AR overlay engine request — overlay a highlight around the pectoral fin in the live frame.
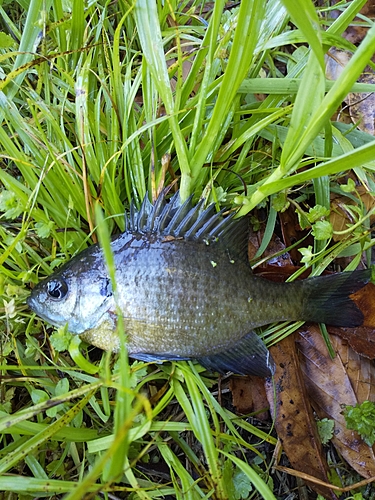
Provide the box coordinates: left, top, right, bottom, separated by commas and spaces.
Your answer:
197, 331, 275, 377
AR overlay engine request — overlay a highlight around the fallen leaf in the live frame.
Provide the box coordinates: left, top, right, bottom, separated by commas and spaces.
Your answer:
331, 0, 375, 45
230, 376, 269, 419
330, 335, 375, 404
327, 282, 375, 358
349, 281, 375, 328
326, 47, 375, 135
297, 326, 375, 479
328, 325, 375, 360
278, 205, 312, 264
253, 264, 310, 281
265, 333, 338, 499
330, 194, 357, 242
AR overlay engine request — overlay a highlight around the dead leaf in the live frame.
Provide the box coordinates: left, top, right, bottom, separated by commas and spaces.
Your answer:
350, 282, 375, 328
297, 326, 375, 479
325, 47, 375, 135
330, 194, 358, 242
330, 334, 375, 404
253, 264, 310, 281
248, 226, 293, 265
230, 376, 269, 419
327, 282, 375, 358
328, 325, 375, 360
331, 0, 375, 46
265, 333, 338, 499
278, 205, 312, 264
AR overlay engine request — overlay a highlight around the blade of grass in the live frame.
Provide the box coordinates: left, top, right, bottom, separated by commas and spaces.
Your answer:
190, 0, 266, 186
172, 367, 227, 498
0, 411, 98, 441
281, 0, 324, 70
156, 435, 203, 500
134, 0, 191, 198
0, 476, 106, 494
327, 0, 368, 36
63, 395, 152, 500
281, 50, 325, 171
238, 78, 375, 94
188, 0, 225, 158
3, 0, 45, 99
0, 380, 101, 433
0, 390, 95, 474
94, 202, 133, 482
70, 0, 85, 68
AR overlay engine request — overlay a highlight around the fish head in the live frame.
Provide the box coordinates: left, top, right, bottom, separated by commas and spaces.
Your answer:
27, 251, 115, 335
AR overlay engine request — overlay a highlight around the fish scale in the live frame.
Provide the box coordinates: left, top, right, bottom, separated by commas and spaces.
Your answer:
27, 190, 372, 377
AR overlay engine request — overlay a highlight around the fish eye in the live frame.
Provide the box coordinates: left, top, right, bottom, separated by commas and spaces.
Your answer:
46, 279, 68, 300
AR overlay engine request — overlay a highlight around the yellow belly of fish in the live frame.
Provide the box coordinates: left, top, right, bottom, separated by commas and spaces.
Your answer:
80, 320, 121, 351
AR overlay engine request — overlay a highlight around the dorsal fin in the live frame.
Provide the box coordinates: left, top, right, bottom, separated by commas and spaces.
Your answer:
126, 190, 249, 260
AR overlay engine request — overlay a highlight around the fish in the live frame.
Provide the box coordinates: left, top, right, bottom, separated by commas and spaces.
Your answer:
27, 190, 372, 377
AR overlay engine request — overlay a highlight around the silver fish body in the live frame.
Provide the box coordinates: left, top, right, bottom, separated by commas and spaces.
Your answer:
27, 191, 371, 376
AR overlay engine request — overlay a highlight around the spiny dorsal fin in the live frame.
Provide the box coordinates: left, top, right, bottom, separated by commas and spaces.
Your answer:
126, 190, 249, 260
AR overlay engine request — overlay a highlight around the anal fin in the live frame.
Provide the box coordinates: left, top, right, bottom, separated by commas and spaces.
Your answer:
131, 352, 190, 363
197, 331, 275, 377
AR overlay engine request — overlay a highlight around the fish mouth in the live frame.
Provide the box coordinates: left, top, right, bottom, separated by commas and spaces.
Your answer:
27, 293, 56, 325
27, 292, 86, 334
27, 295, 46, 320
26, 294, 36, 310
27, 293, 45, 313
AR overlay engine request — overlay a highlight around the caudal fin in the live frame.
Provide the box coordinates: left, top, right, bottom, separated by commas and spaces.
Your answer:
301, 269, 372, 327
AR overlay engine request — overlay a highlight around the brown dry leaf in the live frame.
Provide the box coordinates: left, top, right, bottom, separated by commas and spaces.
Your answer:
330, 194, 357, 242
327, 282, 375, 358
265, 333, 338, 500
325, 47, 375, 135
297, 325, 375, 479
330, 334, 375, 403
230, 376, 269, 419
350, 282, 375, 329
328, 325, 375, 359
248, 227, 293, 265
331, 0, 375, 45
278, 205, 312, 264
254, 264, 310, 281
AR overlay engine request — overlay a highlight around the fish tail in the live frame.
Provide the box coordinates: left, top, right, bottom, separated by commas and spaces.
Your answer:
300, 268, 372, 327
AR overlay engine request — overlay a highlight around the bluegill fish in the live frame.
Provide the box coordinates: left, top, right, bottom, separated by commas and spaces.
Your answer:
27, 191, 371, 377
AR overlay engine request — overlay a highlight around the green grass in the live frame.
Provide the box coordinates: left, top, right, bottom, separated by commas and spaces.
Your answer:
1, 0, 375, 498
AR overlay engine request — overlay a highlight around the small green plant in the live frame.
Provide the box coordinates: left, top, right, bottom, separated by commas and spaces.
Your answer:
344, 401, 375, 447
317, 418, 335, 445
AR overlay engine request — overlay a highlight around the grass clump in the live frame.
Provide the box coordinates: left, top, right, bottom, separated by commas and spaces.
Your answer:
1, 0, 375, 498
